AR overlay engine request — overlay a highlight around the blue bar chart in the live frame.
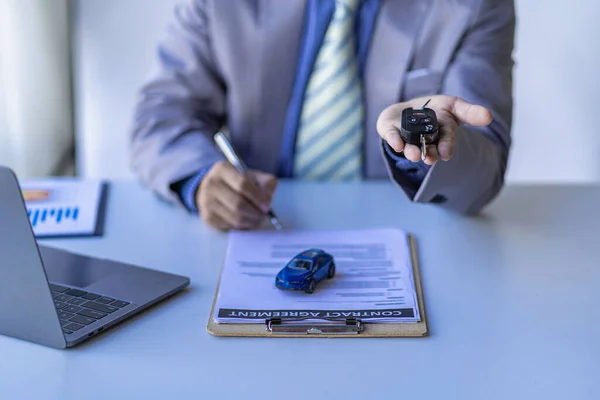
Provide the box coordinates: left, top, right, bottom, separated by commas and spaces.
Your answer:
27, 207, 80, 228
21, 179, 105, 237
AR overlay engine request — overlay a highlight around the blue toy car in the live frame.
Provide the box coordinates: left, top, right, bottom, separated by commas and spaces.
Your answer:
275, 249, 336, 294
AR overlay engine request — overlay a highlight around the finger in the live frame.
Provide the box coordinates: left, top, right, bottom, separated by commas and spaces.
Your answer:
376, 105, 405, 152
211, 197, 259, 230
380, 127, 405, 153
218, 163, 269, 212
199, 192, 234, 230
403, 143, 421, 162
204, 212, 230, 232
437, 125, 456, 161
451, 97, 493, 126
423, 145, 438, 165
214, 180, 264, 224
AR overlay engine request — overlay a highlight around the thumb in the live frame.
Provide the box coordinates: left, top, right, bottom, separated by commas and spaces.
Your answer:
450, 97, 493, 126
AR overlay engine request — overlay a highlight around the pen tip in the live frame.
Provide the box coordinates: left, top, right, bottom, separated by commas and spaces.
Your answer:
271, 218, 283, 231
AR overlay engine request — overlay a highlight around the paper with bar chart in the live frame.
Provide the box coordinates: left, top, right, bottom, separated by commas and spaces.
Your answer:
21, 179, 107, 237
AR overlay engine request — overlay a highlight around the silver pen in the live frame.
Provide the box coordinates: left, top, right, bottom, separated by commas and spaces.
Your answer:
214, 131, 283, 230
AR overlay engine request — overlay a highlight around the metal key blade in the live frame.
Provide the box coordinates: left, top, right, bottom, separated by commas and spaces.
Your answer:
421, 135, 427, 160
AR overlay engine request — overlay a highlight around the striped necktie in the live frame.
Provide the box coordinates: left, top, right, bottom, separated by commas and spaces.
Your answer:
293, 0, 363, 180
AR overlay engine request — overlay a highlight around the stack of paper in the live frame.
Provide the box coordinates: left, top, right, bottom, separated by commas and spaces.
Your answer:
21, 179, 108, 238
213, 227, 421, 324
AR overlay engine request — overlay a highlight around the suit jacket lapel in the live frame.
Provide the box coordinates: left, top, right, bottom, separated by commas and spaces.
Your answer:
247, 0, 307, 174
363, 0, 430, 178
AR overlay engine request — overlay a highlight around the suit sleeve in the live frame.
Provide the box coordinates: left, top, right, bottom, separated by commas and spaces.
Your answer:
383, 0, 515, 214
129, 0, 225, 207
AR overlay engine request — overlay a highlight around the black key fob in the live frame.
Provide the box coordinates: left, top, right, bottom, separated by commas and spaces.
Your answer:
400, 100, 439, 158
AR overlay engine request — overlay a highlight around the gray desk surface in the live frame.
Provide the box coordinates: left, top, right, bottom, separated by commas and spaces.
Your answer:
1, 181, 598, 399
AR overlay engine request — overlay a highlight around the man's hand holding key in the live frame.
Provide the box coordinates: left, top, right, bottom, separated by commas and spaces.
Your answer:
376, 95, 494, 165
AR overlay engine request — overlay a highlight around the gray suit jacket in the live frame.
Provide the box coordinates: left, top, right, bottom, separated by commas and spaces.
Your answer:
130, 0, 515, 214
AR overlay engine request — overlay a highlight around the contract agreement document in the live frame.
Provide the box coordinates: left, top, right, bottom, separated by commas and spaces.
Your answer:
213, 228, 421, 324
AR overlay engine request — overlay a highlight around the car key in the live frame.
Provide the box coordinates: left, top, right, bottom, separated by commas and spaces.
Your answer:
399, 99, 440, 160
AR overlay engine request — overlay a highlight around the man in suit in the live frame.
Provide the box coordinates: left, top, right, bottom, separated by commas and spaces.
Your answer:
130, 0, 515, 231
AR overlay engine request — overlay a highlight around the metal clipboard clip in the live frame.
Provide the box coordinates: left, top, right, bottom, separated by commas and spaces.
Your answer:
265, 317, 365, 335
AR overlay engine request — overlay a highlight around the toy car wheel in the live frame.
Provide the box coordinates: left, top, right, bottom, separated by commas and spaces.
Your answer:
305, 280, 316, 294
327, 263, 335, 279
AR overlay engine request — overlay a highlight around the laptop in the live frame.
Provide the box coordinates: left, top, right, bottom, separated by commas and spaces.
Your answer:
0, 166, 190, 348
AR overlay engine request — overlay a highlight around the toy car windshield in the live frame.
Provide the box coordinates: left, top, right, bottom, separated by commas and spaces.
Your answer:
288, 259, 312, 270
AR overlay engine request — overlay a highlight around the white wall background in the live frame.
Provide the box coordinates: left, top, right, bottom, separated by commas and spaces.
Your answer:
72, 0, 179, 180
509, 0, 600, 182
72, 0, 600, 183
0, 0, 73, 178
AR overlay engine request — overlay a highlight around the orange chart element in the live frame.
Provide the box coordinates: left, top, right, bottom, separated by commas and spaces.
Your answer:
22, 190, 51, 202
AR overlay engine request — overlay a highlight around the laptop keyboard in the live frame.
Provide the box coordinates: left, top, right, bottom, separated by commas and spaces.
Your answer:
50, 283, 132, 335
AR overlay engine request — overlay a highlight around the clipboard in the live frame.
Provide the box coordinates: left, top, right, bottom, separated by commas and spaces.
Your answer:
207, 234, 428, 337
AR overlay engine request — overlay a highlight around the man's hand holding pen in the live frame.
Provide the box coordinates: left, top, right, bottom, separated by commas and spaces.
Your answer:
196, 161, 278, 231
